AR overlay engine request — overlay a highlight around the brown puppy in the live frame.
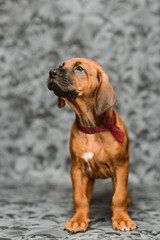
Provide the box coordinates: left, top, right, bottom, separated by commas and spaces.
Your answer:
47, 58, 137, 233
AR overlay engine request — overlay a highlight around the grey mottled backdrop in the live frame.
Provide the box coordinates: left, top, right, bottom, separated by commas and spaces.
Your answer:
0, 0, 160, 185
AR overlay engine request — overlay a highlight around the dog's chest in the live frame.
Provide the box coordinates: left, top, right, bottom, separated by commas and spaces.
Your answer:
80, 150, 113, 179
70, 132, 119, 179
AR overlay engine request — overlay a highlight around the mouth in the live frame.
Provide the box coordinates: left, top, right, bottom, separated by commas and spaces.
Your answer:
48, 78, 78, 99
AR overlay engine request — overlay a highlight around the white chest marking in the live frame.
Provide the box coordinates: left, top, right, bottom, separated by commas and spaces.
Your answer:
82, 152, 94, 161
82, 152, 94, 171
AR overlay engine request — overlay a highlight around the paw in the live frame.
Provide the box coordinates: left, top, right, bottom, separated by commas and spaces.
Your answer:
112, 217, 137, 231
65, 216, 89, 233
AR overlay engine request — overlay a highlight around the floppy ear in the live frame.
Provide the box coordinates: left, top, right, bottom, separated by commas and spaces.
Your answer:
58, 97, 65, 108
94, 72, 117, 116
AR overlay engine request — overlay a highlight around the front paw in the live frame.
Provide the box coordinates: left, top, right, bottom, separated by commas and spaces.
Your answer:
112, 216, 137, 231
65, 216, 89, 233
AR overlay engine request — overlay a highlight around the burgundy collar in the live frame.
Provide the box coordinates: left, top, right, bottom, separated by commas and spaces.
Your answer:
76, 110, 125, 143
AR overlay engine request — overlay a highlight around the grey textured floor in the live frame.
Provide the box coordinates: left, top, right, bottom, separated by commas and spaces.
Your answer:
0, 181, 159, 240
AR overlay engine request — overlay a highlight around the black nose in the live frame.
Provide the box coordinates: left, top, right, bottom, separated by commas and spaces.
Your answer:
49, 70, 57, 78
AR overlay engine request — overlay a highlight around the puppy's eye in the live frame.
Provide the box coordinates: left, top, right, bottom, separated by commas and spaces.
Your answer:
76, 66, 85, 72
59, 65, 63, 68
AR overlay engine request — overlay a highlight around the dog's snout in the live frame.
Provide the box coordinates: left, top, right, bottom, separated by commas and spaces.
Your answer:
49, 70, 57, 78
48, 77, 55, 90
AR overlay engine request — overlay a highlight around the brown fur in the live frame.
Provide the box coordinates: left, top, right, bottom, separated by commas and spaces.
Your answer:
48, 58, 137, 233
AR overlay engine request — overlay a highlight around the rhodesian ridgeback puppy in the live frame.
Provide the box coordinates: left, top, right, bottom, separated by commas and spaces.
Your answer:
47, 58, 137, 233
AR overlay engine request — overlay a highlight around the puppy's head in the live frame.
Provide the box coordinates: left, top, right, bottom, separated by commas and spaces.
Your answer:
47, 58, 116, 116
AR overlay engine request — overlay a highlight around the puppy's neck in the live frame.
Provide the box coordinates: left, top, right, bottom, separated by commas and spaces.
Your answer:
76, 112, 96, 127
76, 100, 96, 127
76, 108, 113, 127
65, 98, 113, 127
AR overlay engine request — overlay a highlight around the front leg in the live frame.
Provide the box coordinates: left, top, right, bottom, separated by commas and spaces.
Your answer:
65, 163, 90, 233
111, 161, 137, 231
86, 178, 95, 204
